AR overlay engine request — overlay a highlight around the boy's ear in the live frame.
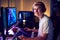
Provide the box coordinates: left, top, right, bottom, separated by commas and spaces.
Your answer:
32, 8, 34, 12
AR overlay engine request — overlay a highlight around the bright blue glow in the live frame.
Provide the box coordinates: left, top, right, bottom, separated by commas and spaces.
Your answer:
8, 8, 16, 27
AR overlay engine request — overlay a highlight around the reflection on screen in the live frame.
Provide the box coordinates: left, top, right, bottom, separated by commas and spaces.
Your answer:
18, 11, 34, 21
18, 11, 34, 28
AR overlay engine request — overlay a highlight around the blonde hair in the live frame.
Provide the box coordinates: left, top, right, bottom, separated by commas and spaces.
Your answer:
32, 1, 46, 12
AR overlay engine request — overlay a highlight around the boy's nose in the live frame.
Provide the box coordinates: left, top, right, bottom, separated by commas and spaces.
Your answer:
36, 10, 38, 12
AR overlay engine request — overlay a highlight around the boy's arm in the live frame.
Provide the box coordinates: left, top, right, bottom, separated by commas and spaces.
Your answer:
18, 33, 48, 40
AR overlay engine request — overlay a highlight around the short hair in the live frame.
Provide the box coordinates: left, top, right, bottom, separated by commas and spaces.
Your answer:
32, 1, 46, 12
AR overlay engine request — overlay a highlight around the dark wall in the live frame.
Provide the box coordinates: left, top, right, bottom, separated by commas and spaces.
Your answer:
51, 0, 60, 40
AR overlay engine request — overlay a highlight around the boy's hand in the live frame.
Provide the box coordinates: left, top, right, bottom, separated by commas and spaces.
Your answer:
24, 27, 32, 31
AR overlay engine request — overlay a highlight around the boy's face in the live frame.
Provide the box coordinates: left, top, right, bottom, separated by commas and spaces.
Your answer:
33, 6, 42, 18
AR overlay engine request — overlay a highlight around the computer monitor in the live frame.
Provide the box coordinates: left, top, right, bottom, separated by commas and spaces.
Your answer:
6, 7, 17, 28
1, 7, 17, 38
18, 11, 34, 28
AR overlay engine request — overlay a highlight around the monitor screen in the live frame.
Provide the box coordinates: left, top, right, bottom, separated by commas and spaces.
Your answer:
18, 11, 34, 21
6, 7, 17, 28
18, 11, 34, 28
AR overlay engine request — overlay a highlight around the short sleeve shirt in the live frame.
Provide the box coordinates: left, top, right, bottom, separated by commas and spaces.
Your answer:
38, 15, 54, 40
